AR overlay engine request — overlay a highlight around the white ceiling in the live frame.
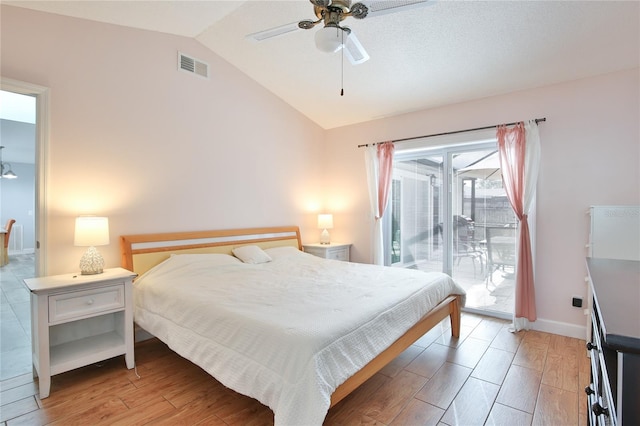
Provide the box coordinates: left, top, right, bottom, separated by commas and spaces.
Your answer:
6, 1, 640, 129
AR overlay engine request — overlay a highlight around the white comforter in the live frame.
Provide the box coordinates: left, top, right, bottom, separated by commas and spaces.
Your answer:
133, 247, 465, 425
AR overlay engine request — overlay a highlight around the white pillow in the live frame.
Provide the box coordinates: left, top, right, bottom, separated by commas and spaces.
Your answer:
232, 245, 272, 264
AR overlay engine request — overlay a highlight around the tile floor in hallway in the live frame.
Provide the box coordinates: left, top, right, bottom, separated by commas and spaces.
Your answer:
0, 254, 34, 381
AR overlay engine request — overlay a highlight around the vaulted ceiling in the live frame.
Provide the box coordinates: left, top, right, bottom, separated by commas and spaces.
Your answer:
6, 1, 640, 129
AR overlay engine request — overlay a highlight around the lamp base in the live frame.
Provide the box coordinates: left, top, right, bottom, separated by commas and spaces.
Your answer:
320, 229, 331, 245
79, 246, 105, 275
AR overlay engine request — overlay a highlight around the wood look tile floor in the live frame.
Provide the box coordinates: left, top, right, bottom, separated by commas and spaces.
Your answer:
0, 313, 589, 426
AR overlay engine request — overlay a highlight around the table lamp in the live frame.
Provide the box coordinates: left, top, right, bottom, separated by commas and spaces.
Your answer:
318, 214, 334, 245
74, 216, 109, 275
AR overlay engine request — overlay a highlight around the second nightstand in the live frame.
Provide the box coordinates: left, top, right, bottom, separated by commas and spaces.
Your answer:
23, 267, 137, 398
303, 243, 351, 261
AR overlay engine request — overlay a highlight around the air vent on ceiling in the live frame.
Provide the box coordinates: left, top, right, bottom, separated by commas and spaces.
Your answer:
178, 52, 209, 79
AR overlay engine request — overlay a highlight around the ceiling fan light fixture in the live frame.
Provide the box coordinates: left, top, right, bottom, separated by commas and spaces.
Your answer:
315, 25, 344, 53
344, 30, 369, 64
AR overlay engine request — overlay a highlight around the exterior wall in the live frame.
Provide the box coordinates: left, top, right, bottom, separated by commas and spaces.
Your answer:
325, 68, 640, 336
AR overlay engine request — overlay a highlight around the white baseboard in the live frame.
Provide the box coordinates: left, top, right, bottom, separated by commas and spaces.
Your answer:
463, 308, 588, 340
7, 248, 35, 255
531, 318, 587, 340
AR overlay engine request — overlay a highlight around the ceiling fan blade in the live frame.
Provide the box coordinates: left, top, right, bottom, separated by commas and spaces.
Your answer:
246, 22, 301, 42
343, 31, 369, 65
362, 0, 435, 18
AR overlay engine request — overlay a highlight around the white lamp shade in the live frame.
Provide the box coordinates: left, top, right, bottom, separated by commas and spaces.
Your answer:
74, 216, 110, 247
317, 214, 334, 230
315, 26, 344, 53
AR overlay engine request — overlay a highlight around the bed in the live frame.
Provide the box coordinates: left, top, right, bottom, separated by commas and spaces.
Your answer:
120, 226, 465, 425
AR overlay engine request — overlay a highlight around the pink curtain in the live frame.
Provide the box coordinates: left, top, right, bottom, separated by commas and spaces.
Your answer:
497, 123, 536, 322
376, 142, 395, 219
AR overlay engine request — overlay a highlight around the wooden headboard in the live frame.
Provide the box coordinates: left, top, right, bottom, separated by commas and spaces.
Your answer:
120, 226, 302, 276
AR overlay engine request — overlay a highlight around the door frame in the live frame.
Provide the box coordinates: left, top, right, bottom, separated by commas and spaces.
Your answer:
1, 77, 50, 276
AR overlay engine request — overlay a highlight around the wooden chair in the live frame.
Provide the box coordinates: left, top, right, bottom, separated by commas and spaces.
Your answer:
2, 219, 16, 265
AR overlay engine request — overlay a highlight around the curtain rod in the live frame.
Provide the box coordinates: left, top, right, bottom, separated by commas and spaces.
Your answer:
357, 117, 546, 148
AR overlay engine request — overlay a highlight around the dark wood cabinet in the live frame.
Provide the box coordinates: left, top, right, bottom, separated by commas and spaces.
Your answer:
586, 258, 640, 426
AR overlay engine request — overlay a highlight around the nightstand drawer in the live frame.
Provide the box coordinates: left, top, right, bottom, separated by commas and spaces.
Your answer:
328, 247, 349, 261
49, 284, 125, 323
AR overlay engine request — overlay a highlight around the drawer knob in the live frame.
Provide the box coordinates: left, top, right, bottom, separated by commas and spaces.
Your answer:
586, 342, 597, 351
584, 386, 595, 395
86, 298, 94, 305
591, 402, 609, 417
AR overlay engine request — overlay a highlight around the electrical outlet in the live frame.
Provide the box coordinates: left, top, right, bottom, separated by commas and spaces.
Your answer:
572, 297, 583, 308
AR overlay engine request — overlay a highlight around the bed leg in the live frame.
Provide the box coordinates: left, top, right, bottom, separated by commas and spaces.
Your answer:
450, 296, 461, 338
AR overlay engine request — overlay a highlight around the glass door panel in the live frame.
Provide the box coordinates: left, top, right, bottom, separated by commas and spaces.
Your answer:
391, 154, 443, 273
451, 149, 516, 316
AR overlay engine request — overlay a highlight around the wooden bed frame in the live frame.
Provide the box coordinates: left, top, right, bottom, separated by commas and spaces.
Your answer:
120, 226, 461, 408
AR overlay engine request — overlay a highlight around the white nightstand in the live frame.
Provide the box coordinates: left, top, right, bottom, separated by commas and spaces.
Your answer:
23, 267, 137, 398
303, 243, 351, 261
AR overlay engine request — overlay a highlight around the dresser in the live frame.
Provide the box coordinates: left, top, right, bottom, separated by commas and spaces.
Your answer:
585, 258, 640, 426
23, 267, 137, 398
303, 243, 351, 261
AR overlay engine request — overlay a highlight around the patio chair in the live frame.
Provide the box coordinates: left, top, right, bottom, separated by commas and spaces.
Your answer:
485, 226, 516, 284
453, 215, 484, 277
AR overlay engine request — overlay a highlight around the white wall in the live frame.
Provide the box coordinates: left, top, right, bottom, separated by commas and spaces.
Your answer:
324, 68, 640, 336
1, 6, 327, 274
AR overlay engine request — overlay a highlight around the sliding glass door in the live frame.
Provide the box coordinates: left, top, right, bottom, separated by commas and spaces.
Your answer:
388, 142, 516, 317
390, 152, 444, 272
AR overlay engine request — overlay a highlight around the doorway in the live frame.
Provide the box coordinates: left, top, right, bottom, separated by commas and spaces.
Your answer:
0, 78, 49, 380
1, 90, 36, 258
387, 141, 517, 318
1, 78, 48, 274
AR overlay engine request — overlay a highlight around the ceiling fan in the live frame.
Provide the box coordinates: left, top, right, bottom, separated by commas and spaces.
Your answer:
247, 0, 434, 65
